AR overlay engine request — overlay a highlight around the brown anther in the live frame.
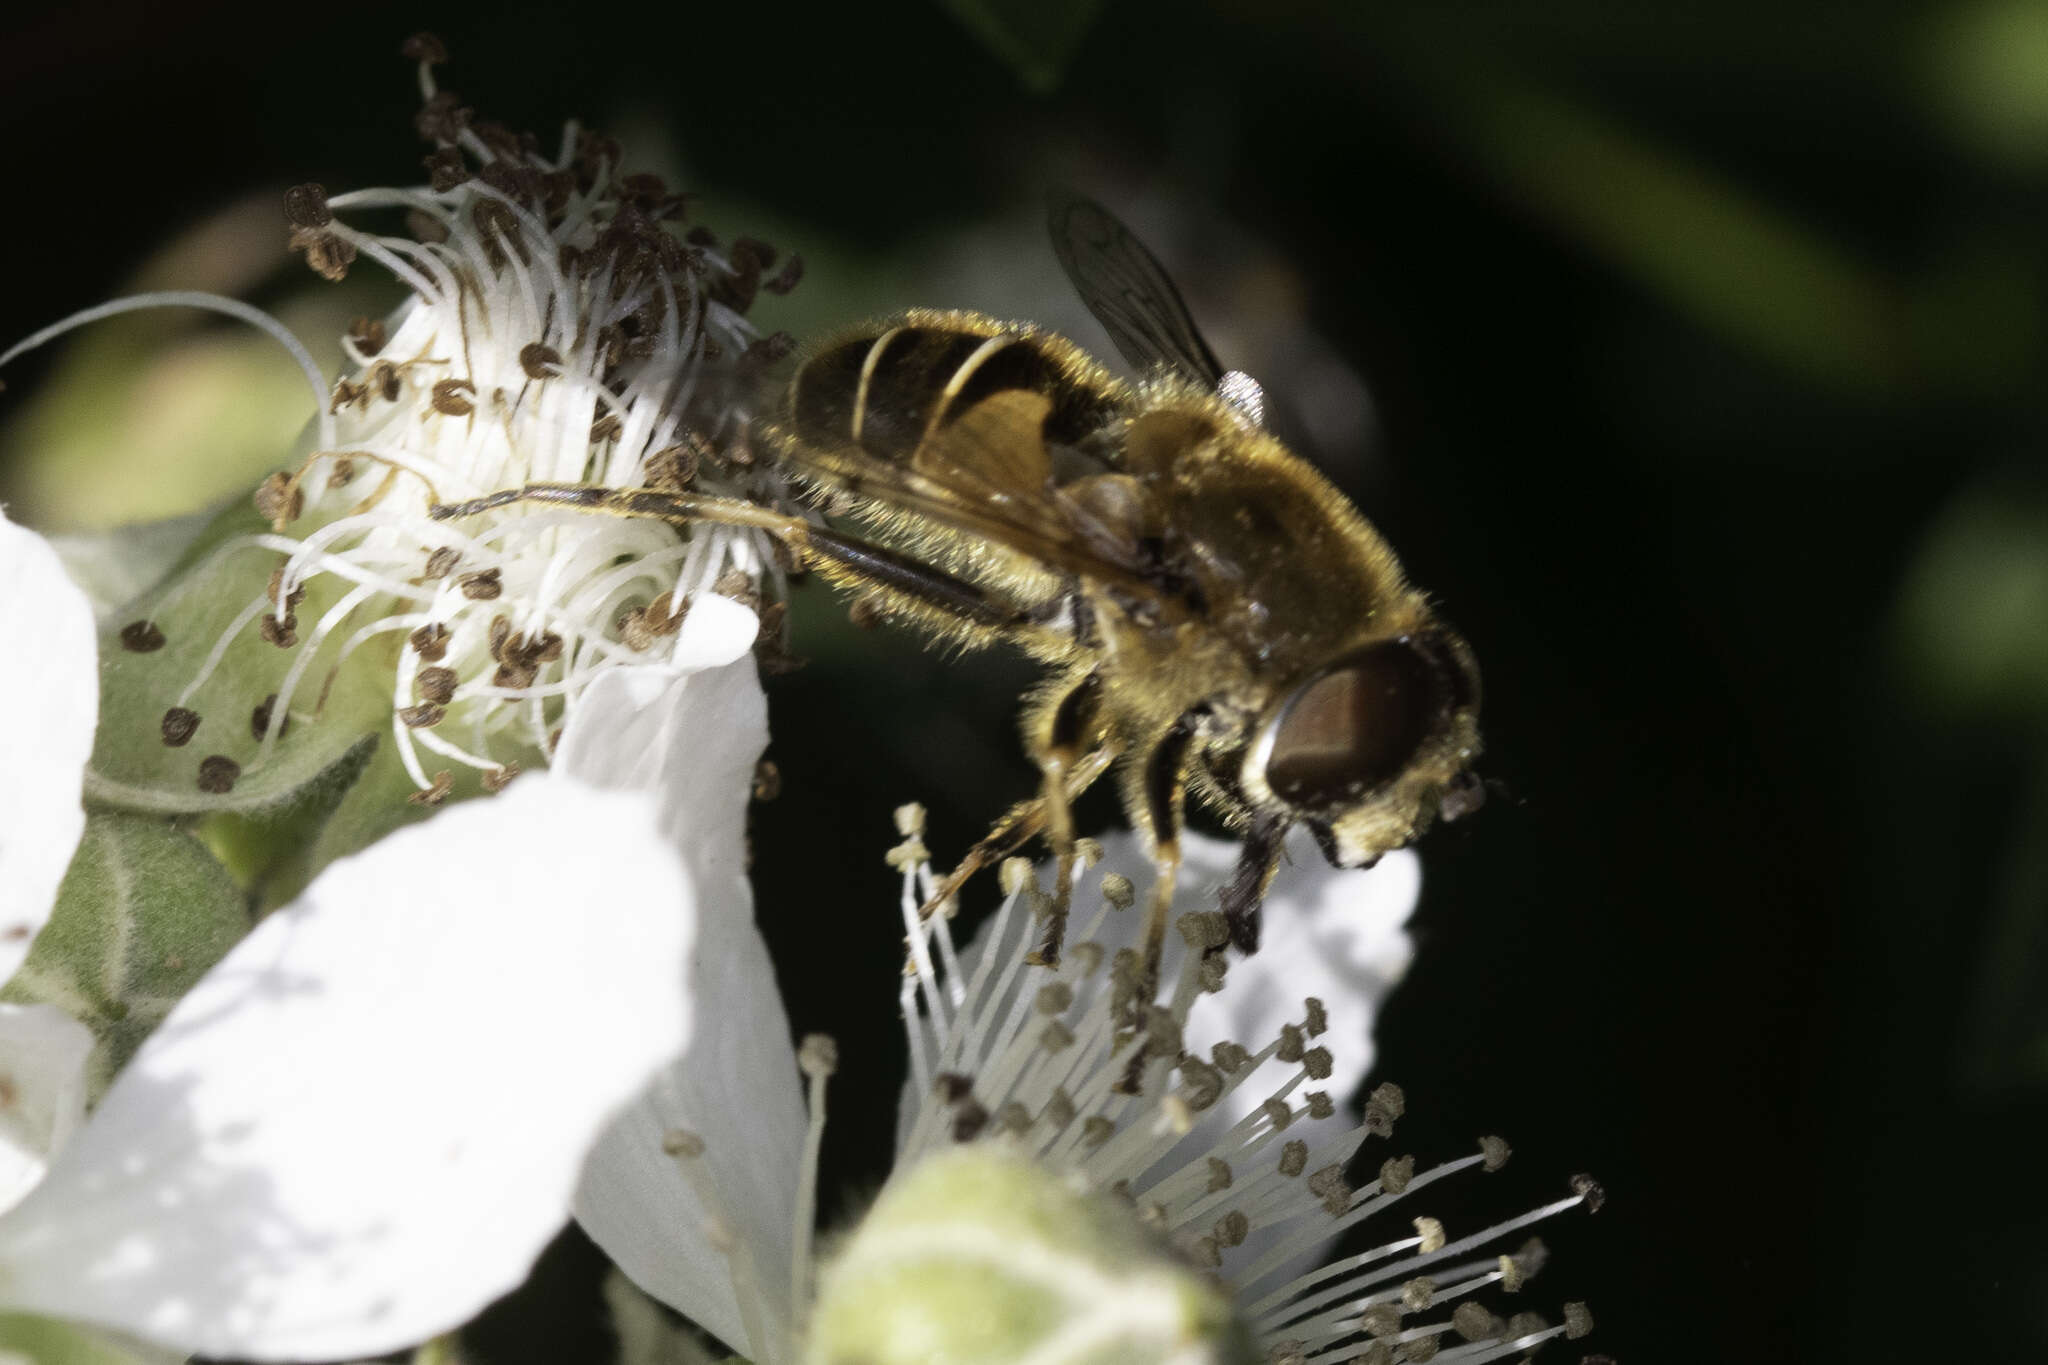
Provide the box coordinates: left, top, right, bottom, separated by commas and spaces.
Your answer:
711, 567, 759, 609
250, 694, 289, 740
1301, 1046, 1333, 1080
430, 378, 477, 417
1480, 1135, 1512, 1172
259, 614, 298, 648
289, 227, 356, 282
423, 547, 462, 580
619, 611, 656, 653
1205, 1157, 1232, 1192
119, 620, 166, 652
643, 591, 686, 635
1506, 1311, 1549, 1341
1451, 1303, 1502, 1343
1276, 1022, 1306, 1064
1401, 1277, 1436, 1312
949, 1100, 989, 1142
482, 763, 521, 792
254, 472, 303, 524
282, 183, 332, 228
518, 342, 561, 379
1563, 1303, 1593, 1340
763, 252, 804, 295
196, 755, 240, 794
1038, 1020, 1075, 1053
1176, 910, 1228, 950
1041, 1089, 1076, 1130
1379, 1154, 1415, 1194
995, 1102, 1031, 1135
266, 566, 305, 611
346, 316, 387, 356
416, 666, 458, 704
369, 361, 402, 401
459, 568, 502, 600
1412, 1216, 1446, 1255
1213, 1209, 1248, 1249
1304, 1090, 1334, 1120
797, 1033, 839, 1077
661, 1128, 705, 1158
1069, 941, 1105, 976
1352, 1343, 1394, 1365
407, 770, 454, 806
1364, 1087, 1404, 1138
643, 442, 699, 491
1359, 1306, 1404, 1339
410, 622, 450, 661
1400, 1333, 1438, 1362
1081, 1115, 1114, 1148
1193, 1236, 1222, 1269
1034, 982, 1074, 1015
1302, 997, 1328, 1037
487, 614, 512, 659
1307, 1164, 1353, 1215
492, 660, 537, 690
588, 413, 621, 444
327, 455, 357, 488
400, 31, 449, 64
932, 1072, 973, 1103
1277, 1139, 1308, 1177
160, 707, 200, 747
1211, 1040, 1251, 1073
752, 759, 781, 801
398, 703, 445, 728
1570, 1173, 1606, 1213
1177, 1056, 1223, 1111
1100, 873, 1135, 909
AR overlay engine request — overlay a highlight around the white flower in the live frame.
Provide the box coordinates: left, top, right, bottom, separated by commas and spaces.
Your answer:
2, 42, 791, 804
0, 507, 759, 1360
573, 788, 1599, 1362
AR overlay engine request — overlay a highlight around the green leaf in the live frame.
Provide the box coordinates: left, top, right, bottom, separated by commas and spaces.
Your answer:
85, 500, 397, 816
0, 1314, 187, 1365
1, 812, 248, 1099
934, 0, 1104, 92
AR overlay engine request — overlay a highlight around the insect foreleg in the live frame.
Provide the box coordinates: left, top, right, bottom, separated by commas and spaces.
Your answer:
430, 482, 1018, 630
917, 740, 1121, 923
1219, 813, 1287, 955
1134, 706, 1204, 1003
1024, 670, 1104, 968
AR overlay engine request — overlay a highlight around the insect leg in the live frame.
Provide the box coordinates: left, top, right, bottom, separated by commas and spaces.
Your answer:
916, 740, 1120, 922
1219, 813, 1287, 955
431, 482, 1018, 629
1134, 707, 1204, 1002
1024, 670, 1104, 967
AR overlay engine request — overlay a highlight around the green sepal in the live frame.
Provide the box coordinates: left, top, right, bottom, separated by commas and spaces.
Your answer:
808, 1146, 1258, 1365
1, 813, 248, 1101
0, 1313, 187, 1365
85, 498, 398, 816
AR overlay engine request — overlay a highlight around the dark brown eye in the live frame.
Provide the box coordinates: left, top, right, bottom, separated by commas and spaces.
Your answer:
1263, 638, 1445, 810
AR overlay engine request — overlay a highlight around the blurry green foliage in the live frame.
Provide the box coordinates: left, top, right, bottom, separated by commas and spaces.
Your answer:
933, 0, 1106, 91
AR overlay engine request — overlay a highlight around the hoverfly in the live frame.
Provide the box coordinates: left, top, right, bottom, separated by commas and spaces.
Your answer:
434, 193, 1483, 988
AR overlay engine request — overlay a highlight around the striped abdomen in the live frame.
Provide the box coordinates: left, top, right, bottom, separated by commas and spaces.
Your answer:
787, 311, 1124, 461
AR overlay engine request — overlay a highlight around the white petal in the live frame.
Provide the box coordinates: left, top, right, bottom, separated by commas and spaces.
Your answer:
0, 511, 97, 985
564, 658, 805, 1359
1178, 829, 1419, 1121
0, 1004, 94, 1214
0, 776, 696, 1361
951, 829, 1418, 1129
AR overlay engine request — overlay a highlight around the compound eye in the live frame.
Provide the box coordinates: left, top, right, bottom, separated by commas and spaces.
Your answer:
1264, 639, 1442, 810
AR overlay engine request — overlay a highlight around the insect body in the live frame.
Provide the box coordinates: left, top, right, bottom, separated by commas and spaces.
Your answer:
435, 196, 1482, 982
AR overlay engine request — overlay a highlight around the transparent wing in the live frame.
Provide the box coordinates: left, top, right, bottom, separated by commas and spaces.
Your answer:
1048, 190, 1226, 390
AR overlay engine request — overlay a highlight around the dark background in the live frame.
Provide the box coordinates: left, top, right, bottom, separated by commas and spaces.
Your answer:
6, 3, 2046, 1361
